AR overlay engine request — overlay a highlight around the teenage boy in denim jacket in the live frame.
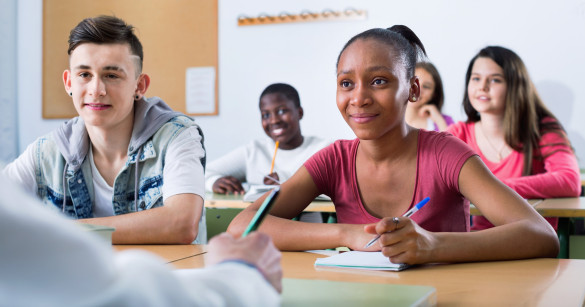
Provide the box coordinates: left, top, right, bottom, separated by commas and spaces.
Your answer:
3, 15, 206, 244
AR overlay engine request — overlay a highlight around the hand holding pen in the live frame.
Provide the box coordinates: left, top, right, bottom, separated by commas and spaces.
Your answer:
364, 197, 430, 248
263, 173, 281, 185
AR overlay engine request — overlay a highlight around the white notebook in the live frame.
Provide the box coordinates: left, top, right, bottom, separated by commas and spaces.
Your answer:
243, 184, 278, 202
314, 251, 410, 271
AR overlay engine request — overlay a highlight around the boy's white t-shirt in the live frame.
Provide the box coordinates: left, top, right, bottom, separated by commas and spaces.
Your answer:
88, 146, 115, 217
205, 136, 331, 191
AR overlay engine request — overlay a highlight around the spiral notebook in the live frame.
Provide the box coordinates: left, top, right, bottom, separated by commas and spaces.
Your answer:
314, 251, 410, 271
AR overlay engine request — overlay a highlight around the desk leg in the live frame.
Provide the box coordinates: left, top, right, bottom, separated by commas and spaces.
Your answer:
557, 218, 571, 259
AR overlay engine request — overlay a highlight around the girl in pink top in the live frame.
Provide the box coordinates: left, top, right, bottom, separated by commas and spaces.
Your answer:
229, 26, 559, 264
448, 46, 581, 231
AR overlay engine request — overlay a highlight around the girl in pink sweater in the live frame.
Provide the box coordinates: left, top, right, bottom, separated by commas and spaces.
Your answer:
229, 27, 559, 264
448, 46, 581, 230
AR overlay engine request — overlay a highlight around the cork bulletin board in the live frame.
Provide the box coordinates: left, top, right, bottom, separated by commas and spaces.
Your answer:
42, 0, 218, 118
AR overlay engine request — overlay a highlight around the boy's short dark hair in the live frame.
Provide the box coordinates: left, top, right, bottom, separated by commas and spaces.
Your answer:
260, 83, 301, 108
67, 15, 144, 74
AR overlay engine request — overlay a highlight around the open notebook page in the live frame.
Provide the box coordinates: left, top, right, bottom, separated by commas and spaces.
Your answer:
315, 251, 410, 271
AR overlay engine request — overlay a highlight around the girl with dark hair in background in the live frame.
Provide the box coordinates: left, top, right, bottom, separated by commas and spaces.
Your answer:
405, 62, 454, 131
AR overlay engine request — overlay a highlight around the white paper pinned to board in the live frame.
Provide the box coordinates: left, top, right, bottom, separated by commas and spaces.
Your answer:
186, 66, 216, 114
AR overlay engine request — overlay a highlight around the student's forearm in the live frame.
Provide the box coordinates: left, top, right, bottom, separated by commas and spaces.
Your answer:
79, 203, 200, 244
503, 144, 580, 198
503, 168, 581, 198
228, 210, 348, 251
431, 221, 559, 263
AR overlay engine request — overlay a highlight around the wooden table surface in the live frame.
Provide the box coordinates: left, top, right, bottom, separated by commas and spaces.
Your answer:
469, 198, 543, 216
113, 244, 207, 263
116, 245, 585, 306
471, 197, 585, 218
533, 197, 585, 218
207, 194, 585, 218
205, 192, 335, 212
274, 252, 585, 306
207, 195, 585, 218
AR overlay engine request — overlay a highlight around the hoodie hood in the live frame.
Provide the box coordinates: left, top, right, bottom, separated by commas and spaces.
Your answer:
52, 97, 185, 171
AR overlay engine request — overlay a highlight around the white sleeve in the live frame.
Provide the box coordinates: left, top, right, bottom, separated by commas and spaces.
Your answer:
204, 145, 249, 192
162, 126, 206, 201
0, 176, 279, 307
2, 141, 38, 195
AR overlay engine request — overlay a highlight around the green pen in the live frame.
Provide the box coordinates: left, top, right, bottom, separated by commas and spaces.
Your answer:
242, 187, 280, 237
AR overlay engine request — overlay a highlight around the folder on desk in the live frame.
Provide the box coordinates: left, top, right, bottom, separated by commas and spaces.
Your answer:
282, 278, 435, 306
315, 251, 410, 271
77, 223, 115, 244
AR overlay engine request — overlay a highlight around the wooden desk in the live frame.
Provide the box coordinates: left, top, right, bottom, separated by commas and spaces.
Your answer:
535, 197, 585, 259
534, 197, 585, 218
277, 253, 585, 306
168, 249, 437, 306
205, 192, 335, 213
469, 198, 543, 216
471, 198, 585, 258
126, 245, 585, 306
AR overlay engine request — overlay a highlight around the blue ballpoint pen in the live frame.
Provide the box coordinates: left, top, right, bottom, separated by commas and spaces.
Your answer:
364, 197, 430, 248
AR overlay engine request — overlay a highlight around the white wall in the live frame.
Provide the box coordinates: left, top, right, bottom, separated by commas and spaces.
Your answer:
17, 0, 65, 154
0, 0, 17, 162
16, 0, 585, 168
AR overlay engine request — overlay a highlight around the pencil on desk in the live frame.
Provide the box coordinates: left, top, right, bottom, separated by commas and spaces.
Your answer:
270, 141, 279, 174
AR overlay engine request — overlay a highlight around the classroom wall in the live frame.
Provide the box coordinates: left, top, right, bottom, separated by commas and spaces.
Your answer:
0, 0, 17, 162
14, 0, 585, 168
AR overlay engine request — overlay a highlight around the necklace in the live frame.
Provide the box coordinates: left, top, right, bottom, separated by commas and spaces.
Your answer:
478, 122, 506, 161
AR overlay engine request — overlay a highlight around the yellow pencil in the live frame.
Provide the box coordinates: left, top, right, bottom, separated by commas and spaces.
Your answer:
270, 141, 279, 174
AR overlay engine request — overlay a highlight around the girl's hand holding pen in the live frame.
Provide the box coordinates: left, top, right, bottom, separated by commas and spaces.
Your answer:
364, 197, 430, 248
364, 217, 437, 265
